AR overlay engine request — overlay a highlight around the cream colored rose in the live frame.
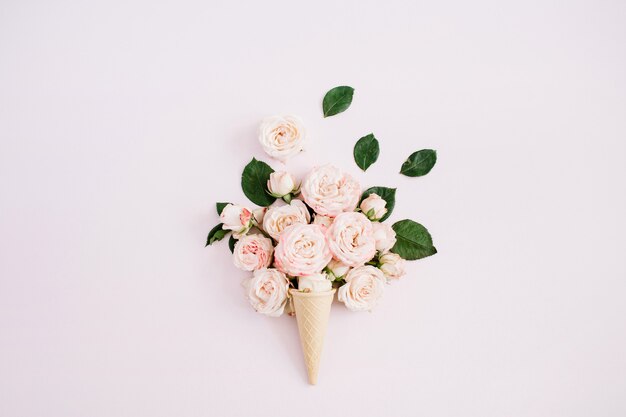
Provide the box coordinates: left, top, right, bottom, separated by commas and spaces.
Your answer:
253, 207, 267, 226
379, 252, 406, 281
274, 224, 332, 276
300, 164, 361, 217
263, 199, 310, 240
326, 258, 350, 280
360, 193, 387, 221
233, 234, 274, 271
298, 273, 332, 292
220, 203, 253, 238
243, 268, 290, 317
258, 115, 306, 162
312, 214, 333, 230
371, 222, 397, 253
268, 171, 298, 197
337, 265, 386, 311
326, 212, 376, 267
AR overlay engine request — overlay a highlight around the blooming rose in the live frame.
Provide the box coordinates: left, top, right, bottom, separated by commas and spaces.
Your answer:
233, 234, 274, 271
326, 212, 376, 267
337, 265, 386, 311
298, 273, 332, 292
326, 258, 350, 280
268, 171, 298, 197
379, 253, 406, 281
300, 164, 361, 217
258, 115, 306, 162
372, 222, 396, 253
263, 199, 311, 240
243, 268, 290, 317
220, 203, 253, 238
274, 224, 332, 276
312, 214, 333, 230
360, 193, 387, 221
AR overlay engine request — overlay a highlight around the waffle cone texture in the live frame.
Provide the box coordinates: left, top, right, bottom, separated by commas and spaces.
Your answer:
289, 288, 335, 385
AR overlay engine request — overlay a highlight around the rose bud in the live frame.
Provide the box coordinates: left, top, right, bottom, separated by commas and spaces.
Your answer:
371, 222, 397, 254
326, 259, 351, 280
379, 252, 406, 281
359, 193, 387, 221
268, 171, 298, 198
220, 203, 254, 238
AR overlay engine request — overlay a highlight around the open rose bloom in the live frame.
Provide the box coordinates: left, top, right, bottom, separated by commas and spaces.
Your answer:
206, 113, 437, 384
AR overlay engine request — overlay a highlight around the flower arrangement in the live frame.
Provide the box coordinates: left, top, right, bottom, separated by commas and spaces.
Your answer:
206, 86, 437, 383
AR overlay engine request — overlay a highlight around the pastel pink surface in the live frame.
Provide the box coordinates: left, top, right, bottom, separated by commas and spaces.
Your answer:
1, 1, 626, 417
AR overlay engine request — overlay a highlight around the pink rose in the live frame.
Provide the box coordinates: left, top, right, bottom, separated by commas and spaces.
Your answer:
252, 207, 267, 226
337, 265, 386, 311
220, 203, 253, 238
268, 171, 299, 197
379, 253, 406, 281
326, 258, 351, 279
243, 268, 290, 317
274, 224, 332, 276
233, 234, 274, 271
326, 212, 376, 267
300, 164, 361, 217
359, 193, 387, 221
371, 222, 397, 253
258, 115, 306, 162
312, 214, 333, 230
262, 199, 310, 240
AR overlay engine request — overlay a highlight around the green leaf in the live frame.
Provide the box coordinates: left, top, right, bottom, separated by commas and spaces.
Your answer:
391, 219, 437, 260
353, 133, 380, 171
228, 235, 237, 253
206, 223, 228, 247
360, 186, 396, 222
400, 149, 437, 177
241, 158, 275, 207
322, 86, 354, 117
216, 202, 230, 215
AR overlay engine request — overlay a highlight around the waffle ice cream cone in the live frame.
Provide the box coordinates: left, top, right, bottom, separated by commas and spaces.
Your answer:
289, 288, 335, 385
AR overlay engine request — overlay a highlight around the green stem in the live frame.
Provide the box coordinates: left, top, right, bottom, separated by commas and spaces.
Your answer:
251, 219, 273, 240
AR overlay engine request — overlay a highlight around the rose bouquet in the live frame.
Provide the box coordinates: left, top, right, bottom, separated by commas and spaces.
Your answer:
206, 86, 437, 384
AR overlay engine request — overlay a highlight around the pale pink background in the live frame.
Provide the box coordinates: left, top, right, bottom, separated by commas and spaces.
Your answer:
1, 1, 626, 416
